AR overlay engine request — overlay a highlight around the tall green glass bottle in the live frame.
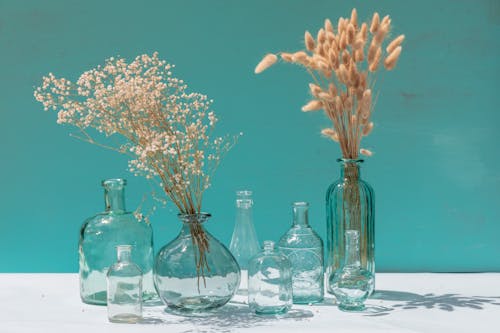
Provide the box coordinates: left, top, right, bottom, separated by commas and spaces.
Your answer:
326, 159, 375, 295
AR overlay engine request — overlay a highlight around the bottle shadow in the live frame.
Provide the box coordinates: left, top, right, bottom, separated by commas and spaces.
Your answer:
363, 290, 500, 317
171, 303, 314, 332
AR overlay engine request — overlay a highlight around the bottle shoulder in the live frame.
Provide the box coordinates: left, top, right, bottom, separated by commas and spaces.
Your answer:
82, 211, 152, 231
107, 262, 143, 277
278, 226, 323, 248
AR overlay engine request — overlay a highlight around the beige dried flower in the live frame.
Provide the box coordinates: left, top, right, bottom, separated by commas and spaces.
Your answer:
322, 128, 339, 141
281, 52, 294, 62
386, 34, 405, 53
370, 12, 380, 34
255, 53, 278, 74
325, 18, 334, 33
360, 148, 373, 156
302, 100, 323, 112
350, 8, 358, 28
255, 9, 404, 159
369, 47, 382, 72
305, 31, 316, 51
309, 83, 323, 97
362, 122, 374, 136
384, 46, 402, 70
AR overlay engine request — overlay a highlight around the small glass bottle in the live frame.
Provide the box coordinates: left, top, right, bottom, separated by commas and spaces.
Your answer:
330, 230, 374, 311
248, 241, 292, 315
278, 202, 324, 304
107, 245, 143, 323
229, 190, 260, 270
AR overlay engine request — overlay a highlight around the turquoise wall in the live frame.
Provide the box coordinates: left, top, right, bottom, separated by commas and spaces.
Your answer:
0, 0, 499, 272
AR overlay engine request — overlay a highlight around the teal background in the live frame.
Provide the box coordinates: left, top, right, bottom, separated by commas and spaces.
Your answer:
0, 0, 499, 272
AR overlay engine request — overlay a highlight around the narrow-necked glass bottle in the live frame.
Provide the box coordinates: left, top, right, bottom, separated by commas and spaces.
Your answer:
79, 179, 156, 305
229, 190, 260, 270
248, 241, 292, 315
326, 159, 375, 295
278, 202, 324, 304
330, 230, 374, 311
107, 245, 143, 323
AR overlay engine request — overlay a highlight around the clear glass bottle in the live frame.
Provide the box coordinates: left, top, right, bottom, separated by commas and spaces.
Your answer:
107, 245, 143, 323
79, 179, 156, 305
326, 159, 375, 295
330, 230, 374, 311
154, 213, 241, 314
229, 190, 260, 270
278, 202, 324, 304
248, 241, 292, 315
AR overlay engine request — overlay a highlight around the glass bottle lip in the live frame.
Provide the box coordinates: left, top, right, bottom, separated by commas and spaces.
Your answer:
116, 244, 132, 252
177, 212, 211, 224
337, 158, 364, 164
292, 201, 309, 208
236, 190, 252, 197
263, 240, 275, 251
102, 178, 127, 188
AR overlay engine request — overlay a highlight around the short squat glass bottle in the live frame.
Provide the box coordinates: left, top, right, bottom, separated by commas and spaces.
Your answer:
248, 241, 292, 315
278, 202, 324, 304
107, 245, 143, 323
331, 230, 374, 311
229, 190, 260, 270
79, 179, 155, 305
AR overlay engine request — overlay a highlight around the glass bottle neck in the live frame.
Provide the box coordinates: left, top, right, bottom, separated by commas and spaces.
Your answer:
104, 188, 126, 213
263, 240, 275, 254
292, 203, 309, 226
116, 246, 132, 263
344, 230, 361, 267
339, 160, 362, 180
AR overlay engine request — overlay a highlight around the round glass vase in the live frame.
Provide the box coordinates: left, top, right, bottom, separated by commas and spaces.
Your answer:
154, 213, 241, 315
326, 159, 375, 295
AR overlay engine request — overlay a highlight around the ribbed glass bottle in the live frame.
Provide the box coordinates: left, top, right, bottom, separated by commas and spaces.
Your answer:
278, 202, 324, 304
326, 159, 375, 295
79, 179, 156, 305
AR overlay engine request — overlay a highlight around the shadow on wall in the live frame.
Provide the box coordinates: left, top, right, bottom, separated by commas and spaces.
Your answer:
364, 290, 500, 317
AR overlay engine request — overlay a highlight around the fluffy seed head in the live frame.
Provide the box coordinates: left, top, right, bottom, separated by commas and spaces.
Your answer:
302, 100, 323, 112
384, 46, 402, 70
360, 148, 373, 156
255, 54, 278, 74
305, 31, 316, 51
386, 34, 405, 54
370, 12, 380, 34
325, 18, 334, 33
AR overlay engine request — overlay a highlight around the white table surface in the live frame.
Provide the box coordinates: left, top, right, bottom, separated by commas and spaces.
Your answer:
0, 272, 499, 333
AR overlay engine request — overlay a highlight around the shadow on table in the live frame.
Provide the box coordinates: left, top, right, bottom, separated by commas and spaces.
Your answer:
171, 303, 314, 333
363, 290, 500, 317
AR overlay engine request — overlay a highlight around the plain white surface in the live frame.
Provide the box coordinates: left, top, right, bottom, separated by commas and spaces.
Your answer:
0, 272, 499, 333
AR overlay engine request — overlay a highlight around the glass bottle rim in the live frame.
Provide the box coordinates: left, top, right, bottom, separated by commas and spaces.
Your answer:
337, 158, 364, 164
177, 212, 211, 223
102, 178, 127, 187
292, 201, 309, 207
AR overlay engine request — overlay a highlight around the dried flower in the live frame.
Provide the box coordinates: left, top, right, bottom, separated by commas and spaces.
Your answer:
360, 148, 373, 156
384, 46, 402, 70
386, 34, 405, 53
34, 52, 238, 280
255, 53, 278, 73
255, 9, 404, 158
302, 100, 323, 112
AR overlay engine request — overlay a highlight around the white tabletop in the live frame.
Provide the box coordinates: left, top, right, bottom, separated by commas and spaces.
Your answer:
0, 272, 499, 333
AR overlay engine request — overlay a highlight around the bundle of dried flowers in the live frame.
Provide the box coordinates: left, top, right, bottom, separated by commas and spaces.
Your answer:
34, 52, 236, 279
255, 9, 404, 159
